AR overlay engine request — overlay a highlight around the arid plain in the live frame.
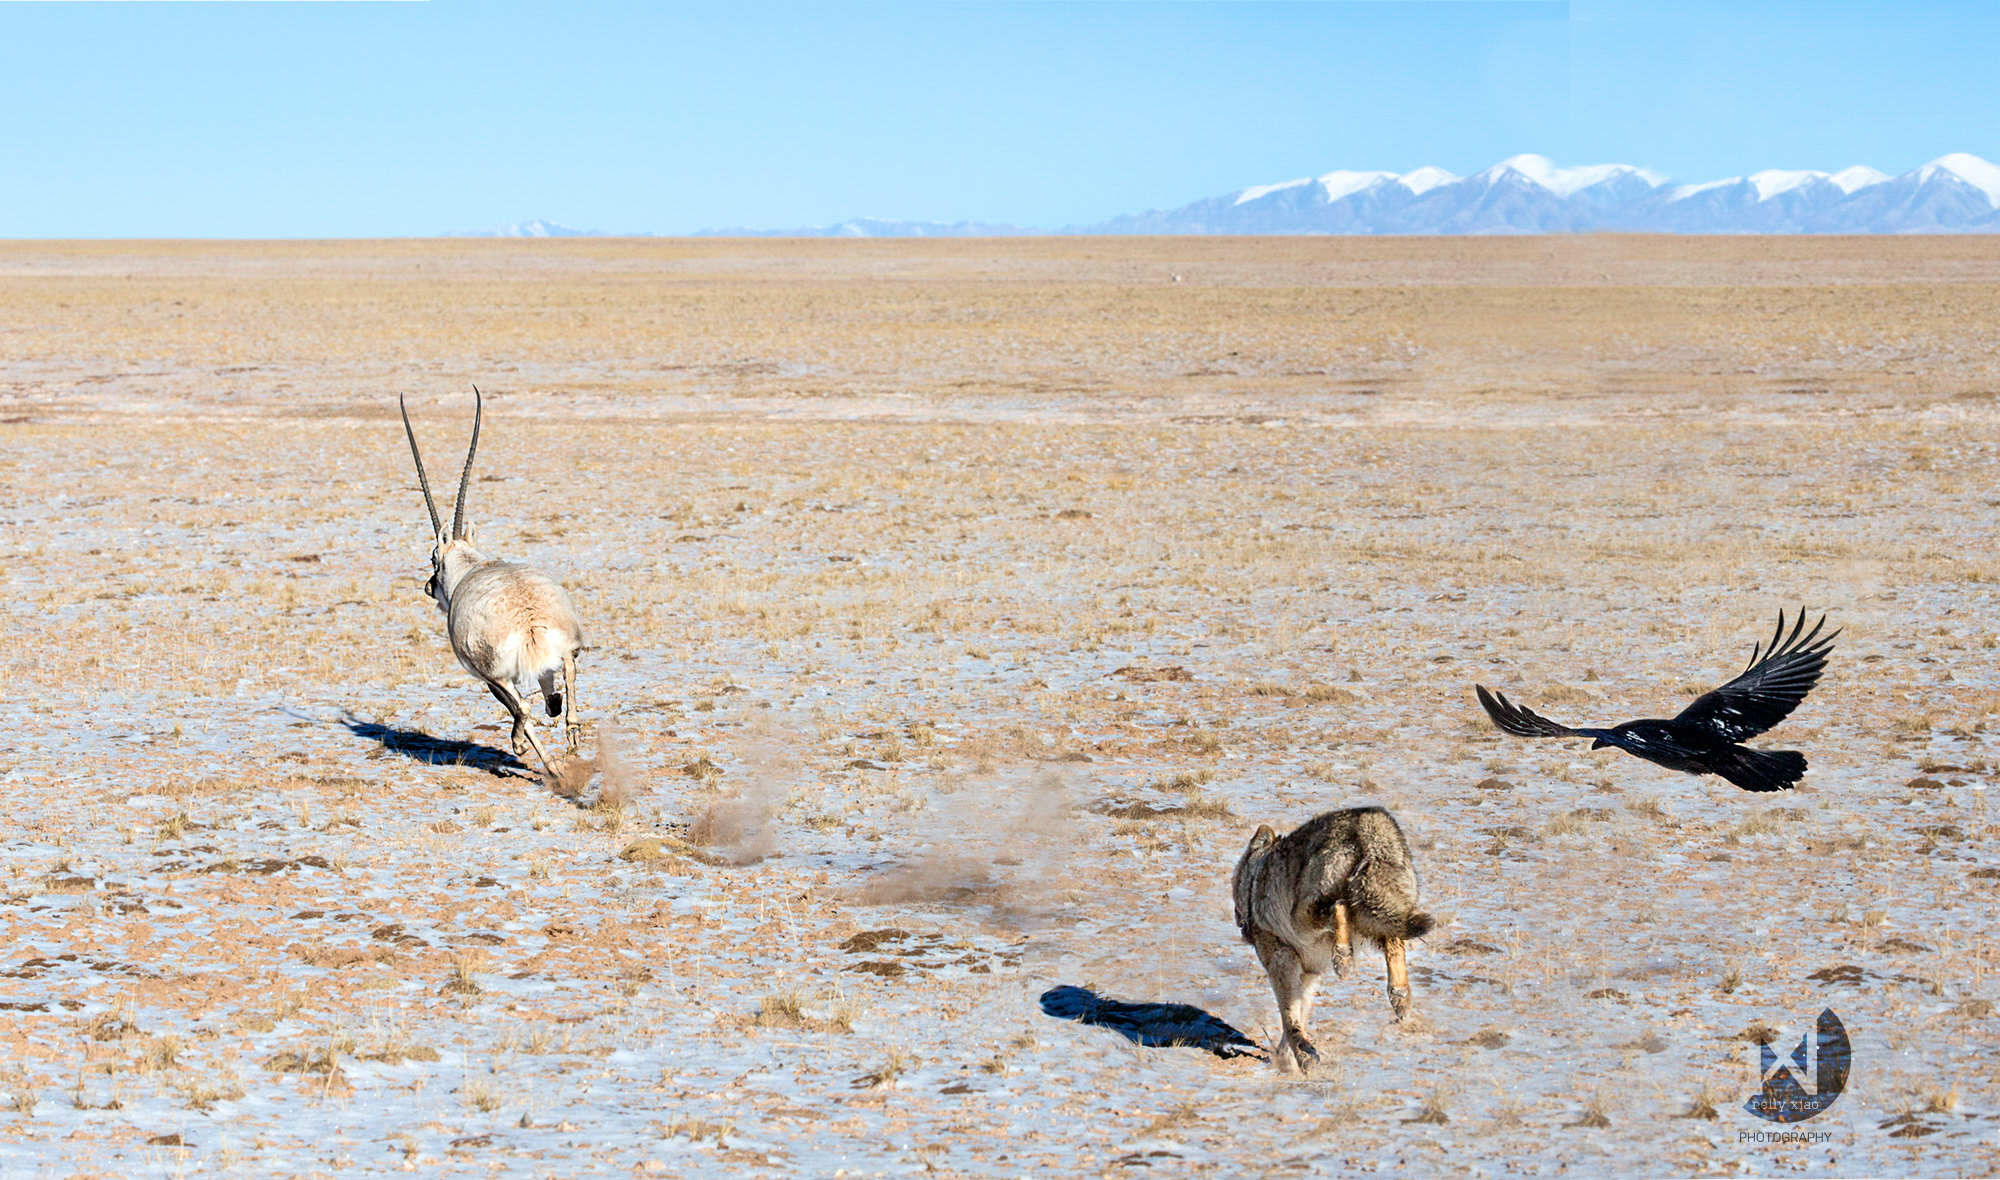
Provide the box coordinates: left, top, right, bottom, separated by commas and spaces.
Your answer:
0, 236, 1997, 1177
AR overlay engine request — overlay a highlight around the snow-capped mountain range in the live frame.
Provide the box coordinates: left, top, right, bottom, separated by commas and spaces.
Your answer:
690, 216, 1033, 239
448, 154, 2000, 237
1090, 153, 2000, 235
443, 219, 619, 239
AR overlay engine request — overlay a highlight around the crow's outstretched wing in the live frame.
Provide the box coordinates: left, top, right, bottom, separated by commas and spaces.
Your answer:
1674, 611, 1837, 744
1476, 685, 1583, 739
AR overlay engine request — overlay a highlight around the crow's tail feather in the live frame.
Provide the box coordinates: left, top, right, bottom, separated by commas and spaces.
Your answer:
1714, 746, 1807, 793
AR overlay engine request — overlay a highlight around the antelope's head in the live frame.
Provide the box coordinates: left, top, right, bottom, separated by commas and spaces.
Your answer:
400, 387, 489, 612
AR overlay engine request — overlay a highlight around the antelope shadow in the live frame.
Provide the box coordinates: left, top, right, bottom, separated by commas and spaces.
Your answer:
1039, 985, 1262, 1059
337, 711, 530, 776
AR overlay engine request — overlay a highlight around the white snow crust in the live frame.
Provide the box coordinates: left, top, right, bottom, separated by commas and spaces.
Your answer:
1828, 165, 1890, 193
1315, 170, 1399, 202
1396, 165, 1459, 196
1477, 154, 1666, 196
1748, 170, 1828, 201
1920, 153, 2000, 205
1233, 178, 1312, 206
1668, 177, 1741, 201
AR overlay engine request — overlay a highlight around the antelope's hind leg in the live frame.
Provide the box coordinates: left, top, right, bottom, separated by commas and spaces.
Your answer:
488, 680, 557, 779
487, 683, 528, 755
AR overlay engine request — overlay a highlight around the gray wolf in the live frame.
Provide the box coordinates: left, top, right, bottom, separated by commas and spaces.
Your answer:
1232, 806, 1434, 1073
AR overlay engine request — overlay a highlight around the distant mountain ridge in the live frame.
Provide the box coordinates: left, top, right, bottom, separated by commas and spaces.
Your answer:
443, 219, 623, 239
1089, 153, 2000, 235
692, 216, 1034, 238
447, 153, 2000, 237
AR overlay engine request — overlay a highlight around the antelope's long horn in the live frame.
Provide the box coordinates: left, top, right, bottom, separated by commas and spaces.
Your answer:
451, 386, 482, 540
399, 393, 443, 537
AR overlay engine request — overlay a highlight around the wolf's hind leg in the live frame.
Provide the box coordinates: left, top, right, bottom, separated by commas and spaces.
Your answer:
1296, 967, 1324, 1058
1332, 901, 1355, 979
1258, 939, 1319, 1075
1384, 936, 1412, 1021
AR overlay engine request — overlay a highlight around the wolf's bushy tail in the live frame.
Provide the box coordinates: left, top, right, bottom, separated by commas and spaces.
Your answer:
1403, 911, 1435, 940
1716, 746, 1807, 793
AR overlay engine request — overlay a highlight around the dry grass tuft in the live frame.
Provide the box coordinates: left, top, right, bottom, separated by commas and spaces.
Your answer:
1301, 683, 1361, 705
663, 1116, 734, 1143
1177, 793, 1237, 822
1570, 1094, 1613, 1129
176, 1074, 246, 1112
1625, 795, 1678, 826
1155, 768, 1216, 794
1403, 1086, 1451, 1125
1141, 1098, 1203, 1137
462, 1077, 501, 1113
1676, 1082, 1723, 1121
1, 1069, 38, 1115
1538, 684, 1596, 704
754, 989, 856, 1034
443, 952, 487, 996
852, 1047, 916, 1091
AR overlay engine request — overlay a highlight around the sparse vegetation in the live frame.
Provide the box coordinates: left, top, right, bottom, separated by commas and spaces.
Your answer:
4, 235, 1992, 1175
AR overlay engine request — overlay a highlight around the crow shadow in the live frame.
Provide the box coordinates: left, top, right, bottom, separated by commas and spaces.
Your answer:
1039, 985, 1263, 1059
337, 711, 529, 777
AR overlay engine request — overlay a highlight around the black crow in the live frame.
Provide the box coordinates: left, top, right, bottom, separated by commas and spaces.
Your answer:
1474, 611, 1837, 793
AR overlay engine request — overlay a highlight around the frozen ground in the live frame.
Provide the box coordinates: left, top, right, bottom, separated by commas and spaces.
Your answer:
0, 238, 1994, 1178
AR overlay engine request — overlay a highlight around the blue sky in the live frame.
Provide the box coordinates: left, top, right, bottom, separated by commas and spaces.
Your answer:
1, 1, 1996, 236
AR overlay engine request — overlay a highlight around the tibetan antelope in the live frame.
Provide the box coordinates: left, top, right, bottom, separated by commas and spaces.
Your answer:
1232, 806, 1434, 1074
400, 388, 585, 785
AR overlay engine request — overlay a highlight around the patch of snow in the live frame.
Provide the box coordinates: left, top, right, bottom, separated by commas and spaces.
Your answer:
1748, 170, 1828, 201
1667, 178, 1742, 201
443, 218, 608, 239
1828, 165, 1890, 194
1396, 166, 1459, 196
1315, 170, 1399, 202
1234, 178, 1312, 206
1479, 154, 1666, 196
1919, 153, 2000, 204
